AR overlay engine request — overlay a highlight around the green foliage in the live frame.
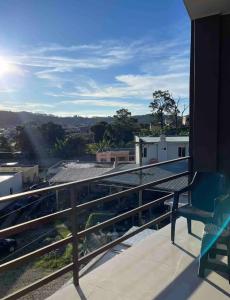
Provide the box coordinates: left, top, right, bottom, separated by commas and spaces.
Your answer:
91, 121, 108, 143
103, 108, 139, 145
15, 122, 65, 158
149, 90, 175, 129
85, 212, 115, 229
39, 122, 65, 147
35, 244, 73, 270
86, 139, 112, 154
35, 223, 72, 270
53, 134, 88, 158
0, 135, 11, 151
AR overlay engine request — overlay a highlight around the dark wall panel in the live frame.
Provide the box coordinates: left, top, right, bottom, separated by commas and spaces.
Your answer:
193, 15, 220, 171
218, 15, 230, 175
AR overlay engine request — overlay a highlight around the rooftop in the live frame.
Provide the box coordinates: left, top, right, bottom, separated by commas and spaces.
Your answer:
104, 161, 188, 192
0, 172, 18, 183
47, 218, 229, 300
136, 136, 189, 143
48, 161, 114, 183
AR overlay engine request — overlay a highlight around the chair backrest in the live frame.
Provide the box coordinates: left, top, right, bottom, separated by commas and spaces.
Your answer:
191, 172, 225, 212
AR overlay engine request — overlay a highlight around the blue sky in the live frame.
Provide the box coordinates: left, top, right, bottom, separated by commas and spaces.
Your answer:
0, 0, 190, 117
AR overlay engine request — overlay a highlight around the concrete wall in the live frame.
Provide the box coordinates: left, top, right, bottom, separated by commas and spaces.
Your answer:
0, 165, 39, 184
136, 138, 189, 164
0, 173, 23, 209
167, 143, 189, 161
96, 151, 131, 163
142, 144, 158, 165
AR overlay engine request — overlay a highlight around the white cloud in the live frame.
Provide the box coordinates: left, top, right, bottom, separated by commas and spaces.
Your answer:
58, 72, 189, 100
62, 99, 143, 109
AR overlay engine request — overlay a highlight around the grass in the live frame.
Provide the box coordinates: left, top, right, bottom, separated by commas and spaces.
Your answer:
35, 222, 73, 270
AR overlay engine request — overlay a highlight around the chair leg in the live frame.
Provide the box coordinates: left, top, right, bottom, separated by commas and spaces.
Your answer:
171, 213, 176, 244
227, 240, 230, 284
209, 243, 216, 259
187, 218, 192, 234
198, 234, 209, 278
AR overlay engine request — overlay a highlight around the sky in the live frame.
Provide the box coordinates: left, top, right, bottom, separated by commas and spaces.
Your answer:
0, 0, 191, 117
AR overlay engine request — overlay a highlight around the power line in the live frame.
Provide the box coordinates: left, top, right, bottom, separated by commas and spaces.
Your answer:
0, 227, 56, 263
0, 193, 53, 222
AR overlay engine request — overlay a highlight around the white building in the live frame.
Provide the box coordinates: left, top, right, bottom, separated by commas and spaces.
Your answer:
0, 172, 23, 209
135, 135, 189, 165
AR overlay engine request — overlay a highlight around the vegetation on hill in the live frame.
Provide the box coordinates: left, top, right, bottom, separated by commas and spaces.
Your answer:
0, 90, 189, 158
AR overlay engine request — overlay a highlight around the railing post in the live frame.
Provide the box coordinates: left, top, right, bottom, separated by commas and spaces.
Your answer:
70, 186, 79, 287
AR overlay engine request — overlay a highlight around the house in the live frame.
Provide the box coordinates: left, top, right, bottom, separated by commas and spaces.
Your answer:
96, 149, 135, 163
0, 172, 22, 209
135, 135, 189, 165
0, 163, 39, 185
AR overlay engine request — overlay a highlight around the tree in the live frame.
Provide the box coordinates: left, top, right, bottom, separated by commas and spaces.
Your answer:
0, 136, 11, 152
91, 121, 108, 143
39, 122, 65, 149
87, 139, 112, 154
149, 90, 175, 129
15, 125, 44, 158
53, 134, 87, 158
172, 98, 181, 134
109, 108, 139, 145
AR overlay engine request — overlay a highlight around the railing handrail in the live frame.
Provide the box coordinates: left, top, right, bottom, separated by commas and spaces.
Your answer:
0, 156, 190, 203
0, 156, 191, 300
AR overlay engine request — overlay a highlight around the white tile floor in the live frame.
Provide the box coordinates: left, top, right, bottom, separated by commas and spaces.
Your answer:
47, 218, 230, 300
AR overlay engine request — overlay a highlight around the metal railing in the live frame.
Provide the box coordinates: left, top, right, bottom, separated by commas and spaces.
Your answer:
0, 156, 190, 300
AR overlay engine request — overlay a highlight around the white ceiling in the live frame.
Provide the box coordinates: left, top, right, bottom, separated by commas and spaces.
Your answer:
184, 0, 230, 20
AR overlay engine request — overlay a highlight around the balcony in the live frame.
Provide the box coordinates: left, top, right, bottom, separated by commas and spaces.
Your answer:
0, 156, 229, 299
47, 218, 229, 300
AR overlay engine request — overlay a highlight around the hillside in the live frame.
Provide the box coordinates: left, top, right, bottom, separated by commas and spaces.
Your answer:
0, 110, 153, 128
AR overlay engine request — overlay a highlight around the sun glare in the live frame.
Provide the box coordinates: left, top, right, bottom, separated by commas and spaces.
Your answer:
0, 56, 21, 77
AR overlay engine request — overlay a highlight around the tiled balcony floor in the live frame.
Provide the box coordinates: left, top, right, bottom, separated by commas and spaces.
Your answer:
47, 218, 230, 300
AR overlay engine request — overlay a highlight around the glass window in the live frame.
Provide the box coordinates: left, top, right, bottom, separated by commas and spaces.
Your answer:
142, 147, 147, 158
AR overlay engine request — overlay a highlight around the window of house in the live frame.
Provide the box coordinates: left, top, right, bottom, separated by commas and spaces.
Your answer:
142, 147, 147, 158
178, 146, 186, 157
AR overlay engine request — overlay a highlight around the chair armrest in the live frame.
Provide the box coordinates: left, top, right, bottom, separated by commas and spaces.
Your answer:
176, 172, 197, 195
177, 184, 191, 195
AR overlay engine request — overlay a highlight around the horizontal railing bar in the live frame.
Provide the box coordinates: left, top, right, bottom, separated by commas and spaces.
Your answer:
0, 171, 188, 239
78, 193, 173, 238
79, 211, 171, 265
0, 236, 72, 272
2, 263, 73, 300
0, 156, 190, 203
77, 171, 189, 211
0, 207, 72, 239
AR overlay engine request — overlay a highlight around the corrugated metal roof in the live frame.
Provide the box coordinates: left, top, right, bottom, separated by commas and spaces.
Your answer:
104, 161, 188, 192
49, 167, 113, 183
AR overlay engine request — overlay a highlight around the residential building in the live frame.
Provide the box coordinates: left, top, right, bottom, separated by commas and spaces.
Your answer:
96, 149, 135, 163
135, 135, 189, 165
0, 172, 22, 209
0, 163, 39, 185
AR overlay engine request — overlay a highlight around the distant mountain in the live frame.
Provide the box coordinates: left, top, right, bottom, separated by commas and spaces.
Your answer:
0, 110, 153, 128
